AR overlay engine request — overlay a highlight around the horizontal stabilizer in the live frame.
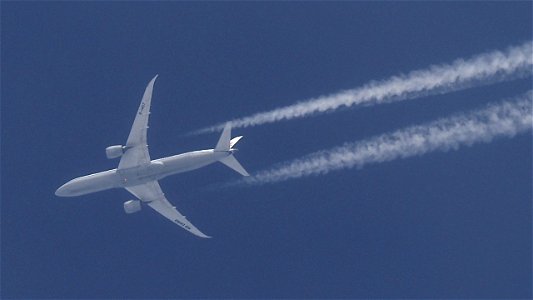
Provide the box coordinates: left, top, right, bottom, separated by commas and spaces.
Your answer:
230, 136, 243, 148
219, 155, 250, 177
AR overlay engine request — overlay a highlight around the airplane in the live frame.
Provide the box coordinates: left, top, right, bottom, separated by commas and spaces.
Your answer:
55, 75, 249, 238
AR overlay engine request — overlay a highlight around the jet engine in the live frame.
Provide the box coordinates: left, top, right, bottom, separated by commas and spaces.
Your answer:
124, 200, 141, 214
106, 145, 124, 159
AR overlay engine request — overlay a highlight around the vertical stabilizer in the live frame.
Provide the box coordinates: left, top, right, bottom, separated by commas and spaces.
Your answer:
215, 123, 232, 151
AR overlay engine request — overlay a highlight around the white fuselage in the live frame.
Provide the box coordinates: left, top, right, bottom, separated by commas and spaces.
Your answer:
55, 149, 231, 197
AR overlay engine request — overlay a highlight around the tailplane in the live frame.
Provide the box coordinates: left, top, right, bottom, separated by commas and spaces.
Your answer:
214, 123, 250, 176
230, 136, 243, 148
219, 155, 249, 176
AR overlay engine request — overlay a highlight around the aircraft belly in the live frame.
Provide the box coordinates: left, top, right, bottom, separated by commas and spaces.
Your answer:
61, 170, 120, 196
159, 151, 221, 176
118, 161, 165, 186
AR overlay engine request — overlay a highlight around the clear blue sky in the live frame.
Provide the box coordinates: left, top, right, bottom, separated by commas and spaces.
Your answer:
2, 2, 531, 298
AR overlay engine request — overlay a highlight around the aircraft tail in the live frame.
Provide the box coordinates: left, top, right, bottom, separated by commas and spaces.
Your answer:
219, 155, 250, 176
215, 123, 250, 176
215, 123, 232, 151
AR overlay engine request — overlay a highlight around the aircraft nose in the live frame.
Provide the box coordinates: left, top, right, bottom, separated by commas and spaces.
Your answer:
55, 183, 70, 197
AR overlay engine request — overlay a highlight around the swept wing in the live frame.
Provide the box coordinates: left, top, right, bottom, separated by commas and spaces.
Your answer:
126, 181, 210, 238
118, 75, 158, 170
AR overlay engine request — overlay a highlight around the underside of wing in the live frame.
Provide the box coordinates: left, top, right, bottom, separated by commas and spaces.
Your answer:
118, 75, 158, 170
125, 181, 211, 238
147, 200, 211, 238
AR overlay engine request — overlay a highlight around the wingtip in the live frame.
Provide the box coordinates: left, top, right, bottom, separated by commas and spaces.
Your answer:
194, 229, 212, 239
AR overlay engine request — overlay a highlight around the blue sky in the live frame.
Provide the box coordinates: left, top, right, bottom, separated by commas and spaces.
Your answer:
2, 2, 532, 298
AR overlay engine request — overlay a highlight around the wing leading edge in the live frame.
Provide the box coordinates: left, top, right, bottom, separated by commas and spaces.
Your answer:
125, 181, 211, 238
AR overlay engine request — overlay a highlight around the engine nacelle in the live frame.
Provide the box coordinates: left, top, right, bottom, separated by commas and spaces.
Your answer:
124, 200, 141, 214
106, 145, 124, 159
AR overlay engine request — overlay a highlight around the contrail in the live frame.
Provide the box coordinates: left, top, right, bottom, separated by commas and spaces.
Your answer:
238, 91, 532, 186
192, 41, 532, 135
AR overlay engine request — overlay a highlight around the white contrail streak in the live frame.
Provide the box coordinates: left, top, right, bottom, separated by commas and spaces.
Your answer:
193, 41, 532, 135
239, 91, 532, 185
